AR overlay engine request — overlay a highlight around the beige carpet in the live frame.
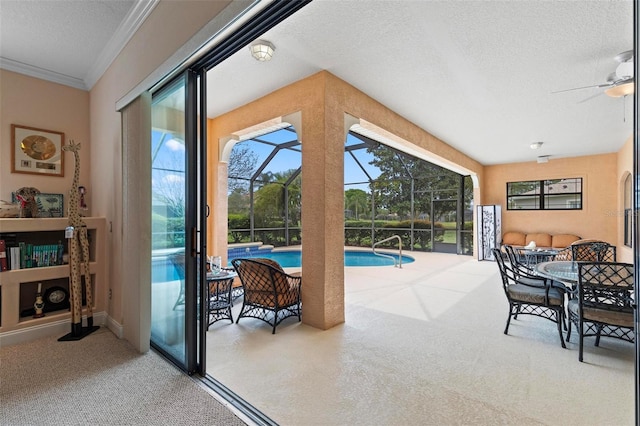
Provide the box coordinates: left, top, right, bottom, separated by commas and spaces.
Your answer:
1, 328, 246, 426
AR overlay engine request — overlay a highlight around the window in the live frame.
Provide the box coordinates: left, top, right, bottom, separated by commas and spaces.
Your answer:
507, 178, 582, 210
624, 174, 632, 247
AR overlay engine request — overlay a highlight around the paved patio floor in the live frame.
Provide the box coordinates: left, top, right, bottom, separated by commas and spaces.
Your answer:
206, 251, 635, 426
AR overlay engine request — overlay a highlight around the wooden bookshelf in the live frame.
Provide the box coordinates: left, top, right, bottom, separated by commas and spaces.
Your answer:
0, 217, 107, 334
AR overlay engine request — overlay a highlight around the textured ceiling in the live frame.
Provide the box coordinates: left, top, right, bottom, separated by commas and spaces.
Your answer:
0, 0, 140, 88
0, 0, 634, 166
207, 0, 634, 165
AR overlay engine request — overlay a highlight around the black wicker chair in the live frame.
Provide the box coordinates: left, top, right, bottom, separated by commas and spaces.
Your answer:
566, 262, 634, 362
571, 241, 616, 262
231, 258, 302, 334
492, 248, 566, 348
553, 246, 572, 261
503, 245, 536, 278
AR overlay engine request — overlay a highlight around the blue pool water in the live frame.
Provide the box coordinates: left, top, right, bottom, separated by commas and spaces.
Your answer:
152, 259, 181, 282
235, 250, 415, 268
152, 250, 415, 282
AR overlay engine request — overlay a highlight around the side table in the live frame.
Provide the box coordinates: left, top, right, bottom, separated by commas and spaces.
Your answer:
206, 270, 237, 328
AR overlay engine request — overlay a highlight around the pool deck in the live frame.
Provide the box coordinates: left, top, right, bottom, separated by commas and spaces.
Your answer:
206, 251, 635, 425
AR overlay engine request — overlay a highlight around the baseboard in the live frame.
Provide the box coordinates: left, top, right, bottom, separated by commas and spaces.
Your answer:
106, 315, 124, 339
0, 311, 108, 347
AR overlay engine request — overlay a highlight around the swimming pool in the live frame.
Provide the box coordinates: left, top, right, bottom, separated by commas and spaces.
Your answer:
233, 250, 415, 267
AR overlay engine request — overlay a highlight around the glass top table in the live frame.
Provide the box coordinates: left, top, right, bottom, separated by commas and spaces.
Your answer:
519, 248, 559, 267
534, 261, 578, 287
206, 270, 237, 281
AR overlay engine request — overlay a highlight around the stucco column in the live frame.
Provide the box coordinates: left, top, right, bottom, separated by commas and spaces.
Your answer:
300, 98, 346, 330
208, 156, 229, 263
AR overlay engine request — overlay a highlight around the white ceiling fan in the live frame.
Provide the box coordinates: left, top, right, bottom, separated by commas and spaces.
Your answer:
553, 50, 634, 101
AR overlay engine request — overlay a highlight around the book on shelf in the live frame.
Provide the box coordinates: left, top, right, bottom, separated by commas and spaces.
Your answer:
0, 239, 7, 271
0, 241, 66, 270
9, 246, 21, 270
19, 242, 26, 268
25, 243, 32, 268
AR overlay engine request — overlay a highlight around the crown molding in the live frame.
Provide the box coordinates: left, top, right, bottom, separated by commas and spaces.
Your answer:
0, 0, 158, 91
0, 57, 87, 90
84, 0, 160, 89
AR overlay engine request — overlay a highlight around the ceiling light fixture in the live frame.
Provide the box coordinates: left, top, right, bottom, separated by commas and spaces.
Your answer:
249, 40, 275, 62
605, 82, 634, 98
537, 155, 550, 164
605, 51, 634, 98
530, 141, 544, 150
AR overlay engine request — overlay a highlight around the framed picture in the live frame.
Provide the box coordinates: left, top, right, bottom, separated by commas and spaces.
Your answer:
11, 124, 65, 177
11, 193, 64, 218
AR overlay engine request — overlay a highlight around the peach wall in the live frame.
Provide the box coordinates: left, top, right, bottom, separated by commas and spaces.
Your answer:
89, 1, 231, 327
483, 154, 618, 244
0, 70, 90, 207
617, 136, 633, 263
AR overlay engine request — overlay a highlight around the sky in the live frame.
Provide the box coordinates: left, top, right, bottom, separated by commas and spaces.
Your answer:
151, 127, 383, 193
235, 128, 381, 192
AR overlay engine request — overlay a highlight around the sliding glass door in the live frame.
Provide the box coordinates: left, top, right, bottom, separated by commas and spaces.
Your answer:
150, 70, 206, 373
146, 0, 310, 401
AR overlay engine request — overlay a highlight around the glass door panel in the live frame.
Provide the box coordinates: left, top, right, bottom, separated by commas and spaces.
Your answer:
150, 75, 189, 367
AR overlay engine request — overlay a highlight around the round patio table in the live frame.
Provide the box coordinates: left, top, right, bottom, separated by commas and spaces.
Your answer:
535, 261, 578, 288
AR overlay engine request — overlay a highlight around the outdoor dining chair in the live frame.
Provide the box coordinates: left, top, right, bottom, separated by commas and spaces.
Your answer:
571, 241, 616, 262
566, 261, 635, 362
552, 246, 572, 261
492, 248, 566, 348
231, 258, 302, 334
503, 245, 536, 278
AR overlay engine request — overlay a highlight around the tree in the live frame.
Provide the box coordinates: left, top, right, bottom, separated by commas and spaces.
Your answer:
253, 169, 301, 227
228, 188, 249, 214
344, 188, 370, 219
151, 134, 186, 249
368, 143, 465, 223
152, 142, 185, 219
228, 143, 259, 193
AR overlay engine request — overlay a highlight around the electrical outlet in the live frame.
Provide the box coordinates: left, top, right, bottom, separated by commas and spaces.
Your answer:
108, 288, 112, 299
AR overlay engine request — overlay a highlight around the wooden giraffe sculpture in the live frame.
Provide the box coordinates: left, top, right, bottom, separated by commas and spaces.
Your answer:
59, 140, 97, 340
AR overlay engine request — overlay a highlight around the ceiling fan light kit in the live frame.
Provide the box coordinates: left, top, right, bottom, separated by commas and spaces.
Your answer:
553, 50, 635, 99
605, 52, 634, 97
605, 81, 634, 98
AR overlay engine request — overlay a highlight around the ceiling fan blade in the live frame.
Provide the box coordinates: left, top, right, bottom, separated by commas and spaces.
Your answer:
553, 51, 633, 97
577, 91, 604, 104
614, 50, 634, 63
551, 82, 612, 94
